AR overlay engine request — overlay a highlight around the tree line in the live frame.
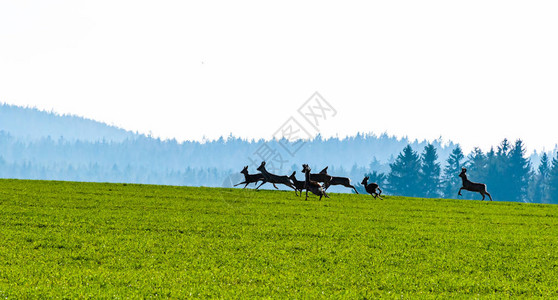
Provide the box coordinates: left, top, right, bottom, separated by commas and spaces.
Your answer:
2, 127, 558, 203
361, 139, 558, 203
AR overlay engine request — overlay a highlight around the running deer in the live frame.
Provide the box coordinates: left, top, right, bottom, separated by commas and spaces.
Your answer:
307, 166, 332, 187
319, 166, 359, 194
255, 161, 297, 191
302, 164, 329, 200
288, 171, 305, 196
458, 168, 493, 201
234, 166, 278, 189
361, 176, 383, 199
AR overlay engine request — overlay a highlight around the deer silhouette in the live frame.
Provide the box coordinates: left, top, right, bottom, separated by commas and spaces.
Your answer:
458, 168, 492, 201
288, 171, 305, 196
255, 161, 297, 191
302, 164, 328, 200
306, 166, 332, 187
361, 176, 383, 199
234, 166, 278, 189
319, 166, 358, 194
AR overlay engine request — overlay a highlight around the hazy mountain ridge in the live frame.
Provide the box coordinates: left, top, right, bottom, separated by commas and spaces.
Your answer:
0, 103, 138, 142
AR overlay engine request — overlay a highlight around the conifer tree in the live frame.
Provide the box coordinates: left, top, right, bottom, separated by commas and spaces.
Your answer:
441, 145, 464, 198
484, 147, 498, 199
507, 140, 531, 202
466, 147, 487, 183
530, 152, 549, 203
420, 144, 441, 198
546, 153, 558, 204
388, 145, 422, 197
485, 139, 513, 201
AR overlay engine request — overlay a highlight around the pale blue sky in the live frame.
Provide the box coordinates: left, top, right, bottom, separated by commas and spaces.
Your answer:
1, 1, 557, 153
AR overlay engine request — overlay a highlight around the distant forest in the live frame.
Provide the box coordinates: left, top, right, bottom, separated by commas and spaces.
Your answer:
1, 103, 558, 203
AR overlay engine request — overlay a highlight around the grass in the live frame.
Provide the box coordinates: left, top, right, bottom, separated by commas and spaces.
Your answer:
1, 178, 558, 298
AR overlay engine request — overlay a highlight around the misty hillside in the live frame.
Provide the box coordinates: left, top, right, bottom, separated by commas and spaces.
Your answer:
0, 104, 138, 142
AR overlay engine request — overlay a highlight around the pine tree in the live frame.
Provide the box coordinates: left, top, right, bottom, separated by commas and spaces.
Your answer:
441, 145, 464, 198
484, 147, 498, 200
420, 144, 441, 198
490, 139, 515, 201
546, 153, 558, 204
507, 140, 531, 202
466, 147, 486, 183
388, 145, 422, 197
530, 152, 550, 203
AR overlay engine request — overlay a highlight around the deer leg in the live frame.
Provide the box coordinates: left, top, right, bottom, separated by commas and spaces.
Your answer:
273, 183, 279, 190
350, 185, 359, 194
324, 191, 330, 198
305, 189, 309, 200
234, 181, 247, 187
481, 192, 485, 201
243, 183, 250, 189
458, 187, 464, 196
285, 182, 296, 190
485, 191, 493, 201
255, 181, 266, 190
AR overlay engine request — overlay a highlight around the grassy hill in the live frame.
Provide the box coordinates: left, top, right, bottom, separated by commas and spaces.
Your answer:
1, 179, 558, 298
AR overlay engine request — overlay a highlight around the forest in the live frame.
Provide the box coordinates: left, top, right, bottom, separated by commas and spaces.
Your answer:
1, 129, 557, 203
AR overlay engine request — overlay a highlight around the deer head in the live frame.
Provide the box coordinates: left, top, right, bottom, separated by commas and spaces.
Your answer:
257, 161, 266, 172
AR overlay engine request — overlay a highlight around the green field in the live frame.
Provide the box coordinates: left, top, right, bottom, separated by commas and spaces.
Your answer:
1, 179, 558, 298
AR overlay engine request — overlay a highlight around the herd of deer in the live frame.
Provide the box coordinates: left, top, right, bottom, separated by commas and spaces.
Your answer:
235, 161, 383, 200
235, 162, 493, 201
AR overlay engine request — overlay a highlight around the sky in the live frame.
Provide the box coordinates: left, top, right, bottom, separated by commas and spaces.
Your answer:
1, 1, 557, 154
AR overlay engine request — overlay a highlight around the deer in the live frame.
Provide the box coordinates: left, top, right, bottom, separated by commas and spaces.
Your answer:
319, 166, 359, 194
234, 166, 278, 189
458, 168, 492, 201
306, 166, 332, 187
361, 176, 383, 199
255, 161, 297, 191
288, 171, 305, 196
302, 164, 329, 200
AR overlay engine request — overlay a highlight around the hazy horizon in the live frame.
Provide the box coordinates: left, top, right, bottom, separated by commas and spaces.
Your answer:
2, 1, 558, 155
3, 102, 557, 156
